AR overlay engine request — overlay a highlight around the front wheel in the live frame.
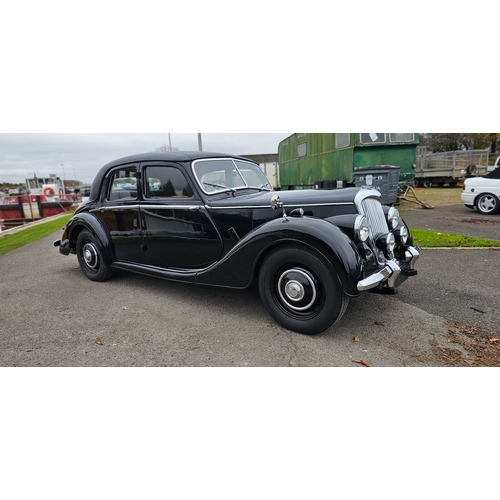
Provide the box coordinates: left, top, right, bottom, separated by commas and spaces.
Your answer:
258, 246, 349, 335
476, 193, 500, 214
76, 229, 114, 282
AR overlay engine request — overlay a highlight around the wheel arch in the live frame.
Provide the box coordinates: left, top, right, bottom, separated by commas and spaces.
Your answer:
252, 236, 361, 296
66, 213, 115, 265
196, 217, 363, 296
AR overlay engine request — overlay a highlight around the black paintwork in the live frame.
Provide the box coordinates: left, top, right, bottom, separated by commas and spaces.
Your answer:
56, 151, 411, 297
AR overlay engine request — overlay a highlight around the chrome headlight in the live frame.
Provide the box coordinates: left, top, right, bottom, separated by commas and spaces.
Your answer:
354, 215, 370, 243
395, 225, 409, 245
377, 232, 396, 253
387, 207, 400, 230
387, 232, 396, 253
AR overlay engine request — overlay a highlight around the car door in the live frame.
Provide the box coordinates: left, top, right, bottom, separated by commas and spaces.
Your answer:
140, 163, 223, 269
94, 164, 147, 264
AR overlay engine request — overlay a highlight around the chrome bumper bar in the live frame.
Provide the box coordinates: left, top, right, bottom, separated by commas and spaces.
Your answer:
357, 246, 420, 292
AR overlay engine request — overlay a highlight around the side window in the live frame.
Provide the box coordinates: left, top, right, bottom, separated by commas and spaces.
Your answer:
360, 133, 386, 144
335, 133, 350, 149
389, 133, 414, 143
108, 166, 138, 201
145, 166, 194, 199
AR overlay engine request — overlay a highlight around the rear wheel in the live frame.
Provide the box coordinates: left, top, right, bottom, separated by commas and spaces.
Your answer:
258, 246, 349, 335
76, 229, 114, 282
476, 193, 500, 214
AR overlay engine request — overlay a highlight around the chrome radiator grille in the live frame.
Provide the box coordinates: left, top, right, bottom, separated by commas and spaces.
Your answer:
361, 197, 389, 239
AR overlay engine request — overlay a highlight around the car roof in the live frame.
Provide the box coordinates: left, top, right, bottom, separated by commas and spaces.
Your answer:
103, 151, 254, 167
90, 151, 258, 200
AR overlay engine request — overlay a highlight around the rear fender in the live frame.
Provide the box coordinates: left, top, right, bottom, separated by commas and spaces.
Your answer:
60, 212, 114, 266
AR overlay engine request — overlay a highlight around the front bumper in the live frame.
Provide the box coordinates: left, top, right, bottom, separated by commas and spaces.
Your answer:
357, 245, 420, 292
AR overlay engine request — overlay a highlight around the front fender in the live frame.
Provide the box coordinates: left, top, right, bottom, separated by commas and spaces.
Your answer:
58, 212, 114, 266
196, 216, 363, 295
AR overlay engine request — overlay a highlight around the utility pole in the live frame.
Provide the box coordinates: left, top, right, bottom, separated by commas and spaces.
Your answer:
198, 133, 203, 152
168, 133, 172, 151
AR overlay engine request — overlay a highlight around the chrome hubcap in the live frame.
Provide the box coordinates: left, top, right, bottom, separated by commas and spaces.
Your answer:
285, 280, 305, 301
278, 268, 317, 311
82, 242, 99, 270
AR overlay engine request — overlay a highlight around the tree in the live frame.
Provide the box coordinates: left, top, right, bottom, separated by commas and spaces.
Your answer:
420, 133, 500, 154
155, 143, 179, 152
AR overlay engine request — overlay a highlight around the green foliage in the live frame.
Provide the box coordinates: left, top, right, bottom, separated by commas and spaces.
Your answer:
411, 228, 500, 247
420, 133, 500, 153
0, 213, 74, 256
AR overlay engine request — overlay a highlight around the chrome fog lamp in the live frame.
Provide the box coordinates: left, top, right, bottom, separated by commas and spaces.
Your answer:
377, 232, 396, 253
387, 207, 400, 230
354, 215, 370, 242
396, 225, 409, 245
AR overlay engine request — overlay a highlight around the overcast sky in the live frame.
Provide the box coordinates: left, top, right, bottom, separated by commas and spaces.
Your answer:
0, 133, 292, 184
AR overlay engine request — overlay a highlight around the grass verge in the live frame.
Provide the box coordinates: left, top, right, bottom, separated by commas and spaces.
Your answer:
411, 228, 500, 248
1, 212, 498, 257
0, 212, 74, 256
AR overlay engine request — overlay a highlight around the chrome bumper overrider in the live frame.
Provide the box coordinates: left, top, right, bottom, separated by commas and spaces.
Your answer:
357, 245, 420, 292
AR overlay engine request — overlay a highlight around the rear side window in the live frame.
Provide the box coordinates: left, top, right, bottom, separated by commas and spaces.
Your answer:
145, 166, 194, 198
108, 166, 138, 201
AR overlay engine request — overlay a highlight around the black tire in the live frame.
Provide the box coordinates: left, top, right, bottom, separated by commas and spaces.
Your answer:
258, 246, 349, 335
413, 178, 419, 188
467, 164, 477, 176
476, 193, 500, 215
76, 229, 114, 282
423, 179, 432, 188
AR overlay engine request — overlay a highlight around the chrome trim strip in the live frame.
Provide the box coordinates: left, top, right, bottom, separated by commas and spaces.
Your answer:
100, 204, 205, 211
209, 202, 353, 210
141, 205, 204, 211
100, 204, 141, 211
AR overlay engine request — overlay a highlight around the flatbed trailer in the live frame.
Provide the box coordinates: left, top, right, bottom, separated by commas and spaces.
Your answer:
414, 147, 490, 187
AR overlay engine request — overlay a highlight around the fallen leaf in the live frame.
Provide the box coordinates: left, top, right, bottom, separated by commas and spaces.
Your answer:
489, 338, 499, 343
353, 336, 359, 343
352, 359, 371, 367
59, 307, 67, 312
186, 346, 199, 351
96, 337, 103, 345
375, 321, 385, 326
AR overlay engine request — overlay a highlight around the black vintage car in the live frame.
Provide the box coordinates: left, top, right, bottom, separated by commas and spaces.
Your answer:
54, 151, 420, 335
